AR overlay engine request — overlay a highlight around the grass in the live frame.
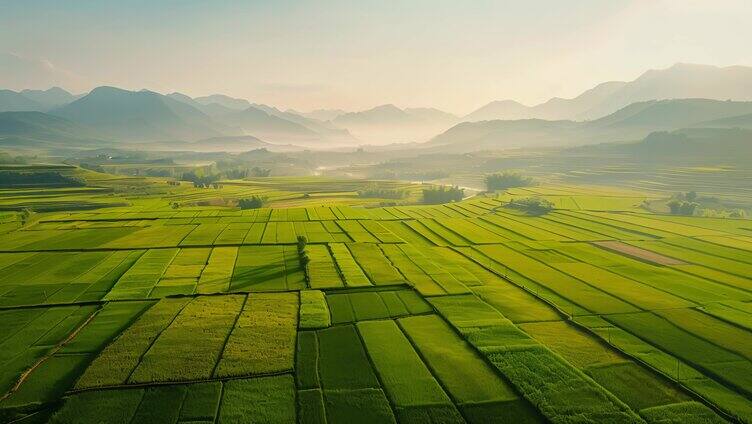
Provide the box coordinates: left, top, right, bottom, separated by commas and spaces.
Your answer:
639, 401, 727, 424
218, 375, 296, 424
323, 388, 396, 424
178, 381, 222, 422
398, 315, 521, 405
75, 298, 190, 388
428, 295, 644, 424
129, 385, 187, 423
129, 295, 244, 383
296, 331, 319, 390
2, 175, 752, 422
215, 292, 298, 377
317, 325, 380, 390
299, 290, 331, 329
356, 320, 462, 421
606, 311, 752, 395
299, 388, 327, 424
48, 388, 144, 424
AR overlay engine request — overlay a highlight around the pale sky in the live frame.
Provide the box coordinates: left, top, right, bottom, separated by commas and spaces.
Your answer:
1, 0, 751, 114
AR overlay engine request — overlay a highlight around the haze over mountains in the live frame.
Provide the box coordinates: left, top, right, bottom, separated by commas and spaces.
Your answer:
1, 63, 752, 153
464, 63, 752, 122
429, 98, 752, 152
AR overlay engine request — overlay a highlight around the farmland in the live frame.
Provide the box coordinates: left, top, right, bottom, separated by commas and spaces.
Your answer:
0, 168, 750, 424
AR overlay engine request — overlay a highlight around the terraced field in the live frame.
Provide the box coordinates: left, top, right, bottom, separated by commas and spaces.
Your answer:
0, 175, 750, 423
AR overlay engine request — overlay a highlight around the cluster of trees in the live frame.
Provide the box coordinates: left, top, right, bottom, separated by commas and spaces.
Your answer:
357, 185, 405, 199
181, 171, 220, 188
506, 197, 554, 215
422, 186, 464, 204
78, 163, 106, 173
667, 191, 699, 216
222, 167, 271, 180
485, 172, 534, 191
0, 153, 30, 165
0, 171, 85, 188
238, 196, 265, 210
371, 170, 449, 181
297, 236, 310, 283
667, 200, 698, 216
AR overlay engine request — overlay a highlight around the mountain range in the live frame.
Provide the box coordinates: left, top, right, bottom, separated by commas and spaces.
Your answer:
332, 104, 459, 144
428, 98, 752, 152
464, 63, 752, 122
2, 62, 752, 152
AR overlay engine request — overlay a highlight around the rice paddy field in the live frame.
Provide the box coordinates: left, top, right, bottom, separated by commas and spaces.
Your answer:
1, 168, 751, 424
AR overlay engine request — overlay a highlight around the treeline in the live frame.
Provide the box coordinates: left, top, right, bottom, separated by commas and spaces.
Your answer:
422, 186, 463, 204
506, 197, 554, 215
238, 196, 265, 210
358, 185, 405, 199
0, 171, 85, 188
182, 166, 271, 187
485, 172, 534, 191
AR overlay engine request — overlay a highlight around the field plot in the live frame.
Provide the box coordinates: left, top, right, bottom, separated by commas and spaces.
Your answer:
1, 301, 152, 409
0, 250, 143, 306
326, 288, 431, 324
0, 174, 751, 423
48, 375, 296, 424
75, 293, 299, 387
231, 245, 305, 291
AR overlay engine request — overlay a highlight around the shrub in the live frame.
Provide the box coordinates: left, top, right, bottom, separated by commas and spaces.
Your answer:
358, 184, 405, 199
485, 172, 533, 191
238, 196, 264, 209
297, 236, 310, 282
0, 171, 85, 188
506, 197, 554, 215
423, 186, 463, 204
667, 200, 698, 216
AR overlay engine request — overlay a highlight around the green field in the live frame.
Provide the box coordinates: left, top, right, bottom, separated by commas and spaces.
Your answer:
0, 169, 749, 424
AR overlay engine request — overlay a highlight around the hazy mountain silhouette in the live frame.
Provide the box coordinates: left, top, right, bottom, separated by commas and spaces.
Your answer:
293, 109, 347, 121
194, 94, 251, 111
167, 92, 237, 117
0, 90, 44, 112
572, 127, 752, 159
465, 63, 752, 121
53, 86, 237, 142
168, 93, 356, 145
332, 104, 458, 144
20, 87, 81, 110
0, 111, 108, 148
213, 105, 321, 143
430, 98, 752, 152
692, 113, 752, 129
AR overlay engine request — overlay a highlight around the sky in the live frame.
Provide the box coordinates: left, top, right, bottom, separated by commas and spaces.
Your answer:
1, 0, 751, 114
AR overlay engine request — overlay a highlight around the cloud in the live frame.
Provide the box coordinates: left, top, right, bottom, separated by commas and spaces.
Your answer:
0, 52, 86, 91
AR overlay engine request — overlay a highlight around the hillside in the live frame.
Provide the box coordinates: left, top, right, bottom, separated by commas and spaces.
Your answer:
571, 127, 752, 159
466, 63, 752, 121
0, 89, 43, 112
20, 87, 80, 110
53, 86, 236, 142
333, 104, 458, 144
214, 106, 320, 143
429, 98, 752, 152
0, 111, 108, 148
194, 94, 251, 110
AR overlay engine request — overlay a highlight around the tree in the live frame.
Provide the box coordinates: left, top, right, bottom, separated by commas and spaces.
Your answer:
667, 200, 698, 216
238, 196, 264, 209
297, 236, 310, 282
422, 186, 464, 204
506, 197, 554, 215
484, 172, 534, 191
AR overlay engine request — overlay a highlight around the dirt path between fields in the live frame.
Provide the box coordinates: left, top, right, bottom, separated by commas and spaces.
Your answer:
593, 240, 687, 265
